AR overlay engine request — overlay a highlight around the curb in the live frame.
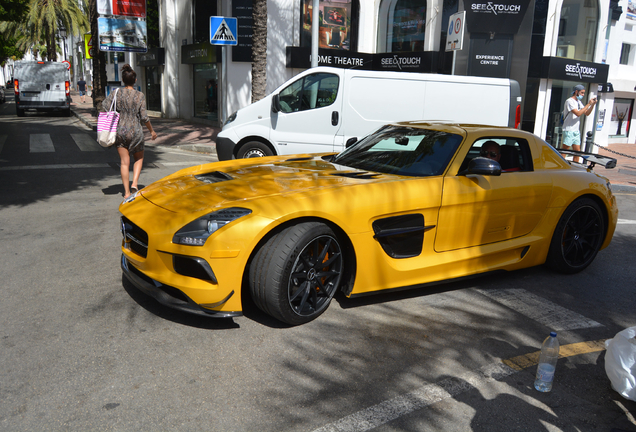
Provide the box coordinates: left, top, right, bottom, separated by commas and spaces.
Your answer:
71, 108, 97, 131
611, 184, 636, 193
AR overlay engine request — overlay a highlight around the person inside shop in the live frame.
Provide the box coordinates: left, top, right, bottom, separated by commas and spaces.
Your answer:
562, 84, 597, 163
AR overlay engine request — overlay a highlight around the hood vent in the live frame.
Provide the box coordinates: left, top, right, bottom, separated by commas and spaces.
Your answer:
195, 171, 233, 184
332, 171, 380, 180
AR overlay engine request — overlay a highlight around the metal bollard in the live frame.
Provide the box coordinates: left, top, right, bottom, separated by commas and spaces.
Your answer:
585, 131, 593, 153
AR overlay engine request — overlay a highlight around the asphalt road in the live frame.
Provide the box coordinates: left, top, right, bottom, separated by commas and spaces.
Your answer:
0, 99, 635, 431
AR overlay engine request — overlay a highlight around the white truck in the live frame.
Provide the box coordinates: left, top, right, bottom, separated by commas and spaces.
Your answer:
216, 66, 522, 160
13, 61, 71, 117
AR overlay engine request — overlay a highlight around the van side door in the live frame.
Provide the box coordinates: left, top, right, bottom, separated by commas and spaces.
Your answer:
269, 72, 343, 155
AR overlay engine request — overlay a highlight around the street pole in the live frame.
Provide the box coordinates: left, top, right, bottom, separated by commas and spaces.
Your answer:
311, 0, 319, 67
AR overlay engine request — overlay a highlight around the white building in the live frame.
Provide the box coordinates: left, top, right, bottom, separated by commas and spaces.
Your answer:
121, 0, 635, 148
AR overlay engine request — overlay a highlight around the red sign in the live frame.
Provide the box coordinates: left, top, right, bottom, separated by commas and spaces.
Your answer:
113, 0, 146, 18
62, 60, 71, 70
98, 0, 146, 18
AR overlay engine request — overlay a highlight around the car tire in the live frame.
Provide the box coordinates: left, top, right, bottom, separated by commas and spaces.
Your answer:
62, 109, 71, 117
237, 141, 274, 159
546, 197, 605, 274
249, 222, 344, 325
17, 108, 25, 117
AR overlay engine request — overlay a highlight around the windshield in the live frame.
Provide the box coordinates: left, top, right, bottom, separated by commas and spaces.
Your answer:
333, 126, 463, 177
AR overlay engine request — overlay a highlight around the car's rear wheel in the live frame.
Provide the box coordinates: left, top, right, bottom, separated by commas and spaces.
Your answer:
16, 107, 25, 117
237, 141, 274, 158
546, 197, 605, 274
249, 222, 344, 325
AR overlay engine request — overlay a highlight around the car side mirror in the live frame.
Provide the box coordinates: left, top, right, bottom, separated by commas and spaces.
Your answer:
345, 137, 358, 148
458, 157, 502, 176
271, 94, 281, 113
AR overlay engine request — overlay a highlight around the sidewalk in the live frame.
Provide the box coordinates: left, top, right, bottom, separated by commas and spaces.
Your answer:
70, 91, 636, 191
70, 91, 220, 155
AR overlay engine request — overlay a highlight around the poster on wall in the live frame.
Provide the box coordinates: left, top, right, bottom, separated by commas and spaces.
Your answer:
609, 98, 633, 137
627, 0, 636, 20
98, 17, 147, 53
97, 0, 146, 18
232, 0, 253, 62
300, 0, 351, 50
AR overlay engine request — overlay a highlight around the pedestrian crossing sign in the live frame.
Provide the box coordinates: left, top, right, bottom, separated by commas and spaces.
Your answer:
210, 16, 238, 46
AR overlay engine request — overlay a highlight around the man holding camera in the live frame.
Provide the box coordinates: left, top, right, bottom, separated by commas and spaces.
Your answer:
563, 84, 597, 162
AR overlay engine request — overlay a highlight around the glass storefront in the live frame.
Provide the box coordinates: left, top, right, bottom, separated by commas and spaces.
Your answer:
193, 63, 219, 121
300, 0, 354, 50
378, 0, 426, 52
145, 66, 162, 112
556, 0, 598, 61
610, 98, 633, 137
546, 80, 588, 148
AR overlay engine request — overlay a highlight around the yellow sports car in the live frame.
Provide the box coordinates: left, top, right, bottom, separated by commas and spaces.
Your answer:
120, 122, 618, 325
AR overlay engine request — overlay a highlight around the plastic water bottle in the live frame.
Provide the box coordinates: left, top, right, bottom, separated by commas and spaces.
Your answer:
534, 332, 560, 392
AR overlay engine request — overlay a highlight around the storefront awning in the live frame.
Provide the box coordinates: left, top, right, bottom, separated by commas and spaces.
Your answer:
541, 57, 609, 84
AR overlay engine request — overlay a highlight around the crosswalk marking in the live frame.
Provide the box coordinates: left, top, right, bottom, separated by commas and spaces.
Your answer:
0, 135, 6, 154
71, 133, 104, 152
0, 163, 111, 171
30, 134, 55, 153
476, 288, 602, 330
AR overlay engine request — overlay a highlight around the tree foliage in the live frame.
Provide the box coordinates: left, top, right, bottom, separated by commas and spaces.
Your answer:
0, 0, 88, 61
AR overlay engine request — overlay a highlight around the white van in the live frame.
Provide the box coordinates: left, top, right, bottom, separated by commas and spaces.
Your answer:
216, 66, 521, 160
13, 61, 71, 117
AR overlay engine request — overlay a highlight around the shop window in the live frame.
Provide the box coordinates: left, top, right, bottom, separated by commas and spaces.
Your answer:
193, 64, 219, 121
300, 0, 359, 51
610, 98, 633, 137
378, 0, 426, 53
556, 0, 598, 62
620, 43, 631, 65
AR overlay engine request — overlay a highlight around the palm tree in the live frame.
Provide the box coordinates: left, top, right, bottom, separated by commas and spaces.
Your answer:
0, 0, 88, 61
251, 0, 267, 103
25, 0, 89, 60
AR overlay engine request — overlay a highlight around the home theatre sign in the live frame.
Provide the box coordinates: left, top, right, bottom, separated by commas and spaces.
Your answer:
286, 47, 435, 72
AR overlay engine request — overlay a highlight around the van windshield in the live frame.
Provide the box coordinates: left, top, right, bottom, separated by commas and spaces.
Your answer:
333, 126, 463, 177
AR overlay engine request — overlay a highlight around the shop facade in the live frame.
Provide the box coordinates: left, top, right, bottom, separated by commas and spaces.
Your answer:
147, 0, 635, 146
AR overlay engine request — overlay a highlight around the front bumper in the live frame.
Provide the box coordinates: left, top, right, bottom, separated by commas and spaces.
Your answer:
215, 136, 236, 161
121, 254, 241, 318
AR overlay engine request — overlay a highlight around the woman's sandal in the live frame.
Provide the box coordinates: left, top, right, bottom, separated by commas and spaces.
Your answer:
130, 186, 138, 193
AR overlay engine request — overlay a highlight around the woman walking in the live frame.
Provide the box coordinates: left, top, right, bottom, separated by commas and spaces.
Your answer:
102, 64, 157, 199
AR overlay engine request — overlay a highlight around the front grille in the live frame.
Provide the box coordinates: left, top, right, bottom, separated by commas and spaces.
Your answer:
121, 216, 149, 258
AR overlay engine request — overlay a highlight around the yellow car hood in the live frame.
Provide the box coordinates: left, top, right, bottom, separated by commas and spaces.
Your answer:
139, 157, 388, 214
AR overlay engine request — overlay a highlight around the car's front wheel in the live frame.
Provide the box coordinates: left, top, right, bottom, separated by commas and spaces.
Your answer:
249, 222, 344, 325
237, 141, 274, 158
546, 197, 605, 274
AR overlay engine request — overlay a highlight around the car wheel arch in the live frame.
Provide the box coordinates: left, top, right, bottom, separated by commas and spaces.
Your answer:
241, 216, 357, 306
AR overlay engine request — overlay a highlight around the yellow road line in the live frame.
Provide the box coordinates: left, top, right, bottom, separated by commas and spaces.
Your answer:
503, 339, 608, 371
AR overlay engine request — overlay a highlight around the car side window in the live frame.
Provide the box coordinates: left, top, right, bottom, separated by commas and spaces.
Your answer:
278, 73, 339, 114
461, 137, 533, 173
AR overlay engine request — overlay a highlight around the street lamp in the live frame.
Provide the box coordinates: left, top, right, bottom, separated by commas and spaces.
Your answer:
59, 26, 67, 61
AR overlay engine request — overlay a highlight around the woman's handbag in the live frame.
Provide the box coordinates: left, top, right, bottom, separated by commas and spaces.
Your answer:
97, 88, 120, 148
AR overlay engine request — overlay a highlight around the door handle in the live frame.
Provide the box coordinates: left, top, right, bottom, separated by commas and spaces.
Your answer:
331, 111, 339, 126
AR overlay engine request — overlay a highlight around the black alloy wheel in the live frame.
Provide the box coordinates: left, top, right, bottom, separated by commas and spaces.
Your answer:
547, 197, 605, 274
249, 222, 344, 325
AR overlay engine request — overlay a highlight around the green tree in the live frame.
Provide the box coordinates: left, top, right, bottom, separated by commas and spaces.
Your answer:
1, 0, 88, 61
0, 0, 29, 21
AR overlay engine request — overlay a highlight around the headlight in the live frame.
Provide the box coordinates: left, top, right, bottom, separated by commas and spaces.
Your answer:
172, 207, 252, 246
122, 191, 139, 204
224, 111, 237, 127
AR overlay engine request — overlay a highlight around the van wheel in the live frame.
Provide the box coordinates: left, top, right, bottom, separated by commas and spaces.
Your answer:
237, 141, 274, 158
62, 109, 71, 117
16, 108, 25, 117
